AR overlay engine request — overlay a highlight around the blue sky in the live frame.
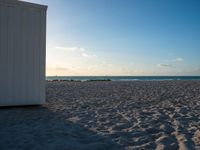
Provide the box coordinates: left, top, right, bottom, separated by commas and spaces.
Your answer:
23, 0, 200, 76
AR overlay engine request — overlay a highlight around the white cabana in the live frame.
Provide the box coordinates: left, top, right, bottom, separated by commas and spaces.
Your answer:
0, 0, 47, 106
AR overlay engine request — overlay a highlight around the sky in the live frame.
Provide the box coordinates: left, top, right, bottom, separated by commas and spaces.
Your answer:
22, 0, 200, 76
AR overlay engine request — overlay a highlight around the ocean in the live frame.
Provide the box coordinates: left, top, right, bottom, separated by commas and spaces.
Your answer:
46, 76, 200, 81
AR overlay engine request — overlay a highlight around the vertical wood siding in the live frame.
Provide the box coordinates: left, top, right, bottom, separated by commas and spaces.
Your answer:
0, 1, 47, 106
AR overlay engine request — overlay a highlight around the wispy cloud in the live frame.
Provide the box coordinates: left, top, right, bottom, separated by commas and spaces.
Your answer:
81, 53, 96, 58
194, 68, 200, 73
80, 48, 85, 52
55, 46, 85, 52
46, 63, 80, 76
157, 64, 172, 67
175, 57, 184, 62
55, 46, 96, 58
51, 67, 71, 71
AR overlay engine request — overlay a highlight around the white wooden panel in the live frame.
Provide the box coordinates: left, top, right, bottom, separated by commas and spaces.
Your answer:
7, 5, 15, 103
0, 3, 8, 101
0, 0, 47, 106
40, 9, 47, 103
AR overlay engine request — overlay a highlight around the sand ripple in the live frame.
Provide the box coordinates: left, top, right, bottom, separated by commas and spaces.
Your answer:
1, 81, 200, 150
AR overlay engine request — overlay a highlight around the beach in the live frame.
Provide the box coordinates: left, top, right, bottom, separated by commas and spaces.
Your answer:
1, 80, 200, 150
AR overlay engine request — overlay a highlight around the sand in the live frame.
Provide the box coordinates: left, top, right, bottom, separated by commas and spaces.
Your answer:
0, 81, 200, 150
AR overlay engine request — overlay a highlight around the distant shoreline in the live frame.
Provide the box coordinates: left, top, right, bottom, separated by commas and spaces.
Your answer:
47, 79, 112, 82
46, 76, 200, 82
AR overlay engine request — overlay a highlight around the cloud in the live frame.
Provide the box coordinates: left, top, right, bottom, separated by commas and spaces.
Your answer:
55, 46, 84, 51
51, 67, 71, 71
80, 48, 85, 52
194, 68, 200, 73
81, 53, 96, 58
55, 46, 96, 58
175, 57, 184, 62
81, 53, 90, 57
157, 64, 172, 67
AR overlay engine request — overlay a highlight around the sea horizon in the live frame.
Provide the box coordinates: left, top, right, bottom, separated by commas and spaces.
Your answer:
46, 75, 200, 81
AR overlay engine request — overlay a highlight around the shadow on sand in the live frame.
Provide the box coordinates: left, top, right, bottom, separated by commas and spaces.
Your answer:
0, 106, 123, 150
